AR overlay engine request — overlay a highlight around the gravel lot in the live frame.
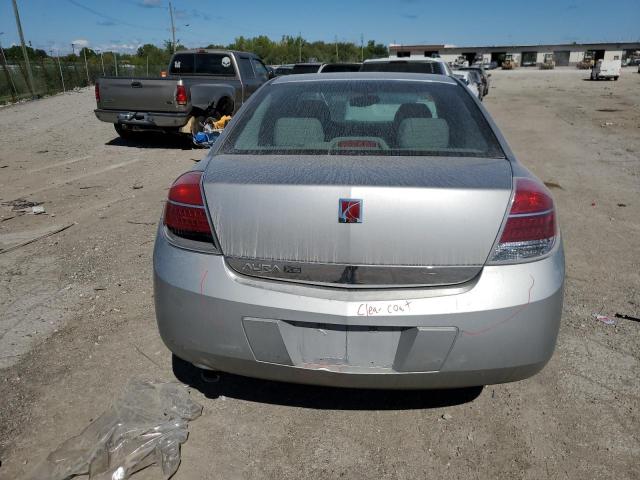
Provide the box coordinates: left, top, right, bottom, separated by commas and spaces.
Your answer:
0, 68, 638, 479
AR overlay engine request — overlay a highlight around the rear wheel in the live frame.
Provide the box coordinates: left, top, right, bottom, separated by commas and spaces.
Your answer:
614, 76, 619, 81
114, 123, 134, 139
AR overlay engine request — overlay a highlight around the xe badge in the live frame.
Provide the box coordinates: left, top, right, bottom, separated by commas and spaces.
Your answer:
339, 198, 363, 223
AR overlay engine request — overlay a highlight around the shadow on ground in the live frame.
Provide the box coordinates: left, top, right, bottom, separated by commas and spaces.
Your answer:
106, 133, 203, 150
173, 356, 483, 410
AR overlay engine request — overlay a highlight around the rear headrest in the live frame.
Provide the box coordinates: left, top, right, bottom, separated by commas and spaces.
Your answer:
398, 118, 449, 150
274, 118, 324, 146
393, 103, 432, 124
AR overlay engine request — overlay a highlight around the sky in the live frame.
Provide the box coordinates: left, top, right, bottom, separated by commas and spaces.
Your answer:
0, 0, 638, 55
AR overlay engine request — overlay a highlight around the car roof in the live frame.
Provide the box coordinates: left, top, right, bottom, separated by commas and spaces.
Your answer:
271, 72, 458, 85
174, 49, 258, 58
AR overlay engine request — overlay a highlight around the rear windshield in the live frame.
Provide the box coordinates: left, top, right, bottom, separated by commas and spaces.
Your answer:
221, 80, 504, 157
360, 61, 446, 75
169, 53, 236, 76
320, 64, 362, 73
292, 64, 322, 74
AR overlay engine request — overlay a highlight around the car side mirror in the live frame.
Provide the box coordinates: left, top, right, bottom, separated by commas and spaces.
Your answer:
268, 70, 275, 79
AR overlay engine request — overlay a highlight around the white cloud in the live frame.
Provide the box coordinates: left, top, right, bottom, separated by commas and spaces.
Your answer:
72, 39, 89, 48
97, 42, 144, 53
141, 0, 162, 7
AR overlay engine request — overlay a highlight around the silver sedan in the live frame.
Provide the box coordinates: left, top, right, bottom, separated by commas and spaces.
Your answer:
154, 72, 564, 389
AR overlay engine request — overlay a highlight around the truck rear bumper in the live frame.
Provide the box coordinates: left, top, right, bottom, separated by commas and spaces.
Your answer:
94, 109, 190, 128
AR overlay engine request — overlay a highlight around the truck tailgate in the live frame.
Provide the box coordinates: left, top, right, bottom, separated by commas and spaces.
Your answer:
98, 77, 185, 113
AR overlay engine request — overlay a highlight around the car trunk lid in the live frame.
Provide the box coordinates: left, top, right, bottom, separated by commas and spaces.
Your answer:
202, 155, 512, 287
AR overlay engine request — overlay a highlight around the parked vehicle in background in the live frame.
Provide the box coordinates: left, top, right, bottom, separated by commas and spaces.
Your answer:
452, 70, 481, 99
154, 72, 564, 389
361, 57, 452, 76
577, 53, 595, 69
540, 53, 555, 69
466, 70, 485, 99
486, 61, 499, 70
273, 64, 294, 76
94, 50, 272, 139
452, 55, 470, 68
590, 59, 621, 80
521, 59, 536, 67
458, 65, 491, 97
318, 63, 362, 73
501, 54, 518, 70
291, 63, 323, 74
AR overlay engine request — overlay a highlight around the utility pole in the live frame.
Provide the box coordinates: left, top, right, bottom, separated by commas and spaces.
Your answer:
298, 32, 302, 62
360, 33, 364, 62
83, 47, 90, 84
0, 33, 18, 101
11, 0, 35, 96
97, 49, 105, 76
146, 55, 149, 76
55, 50, 65, 92
113, 52, 118, 76
335, 35, 338, 62
168, 1, 176, 53
71, 43, 76, 55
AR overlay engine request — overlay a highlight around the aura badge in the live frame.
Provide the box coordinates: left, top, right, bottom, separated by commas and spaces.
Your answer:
339, 198, 363, 223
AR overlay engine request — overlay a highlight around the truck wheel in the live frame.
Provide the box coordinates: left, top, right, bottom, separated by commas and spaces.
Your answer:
114, 124, 134, 140
613, 76, 619, 81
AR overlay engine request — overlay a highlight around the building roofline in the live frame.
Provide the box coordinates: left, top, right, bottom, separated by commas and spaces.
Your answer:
390, 41, 640, 50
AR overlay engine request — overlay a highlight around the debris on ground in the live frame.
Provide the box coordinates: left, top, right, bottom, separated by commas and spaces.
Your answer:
614, 313, 640, 323
593, 314, 616, 326
441, 413, 453, 420
0, 223, 74, 255
617, 203, 627, 207
25, 380, 202, 480
1, 198, 42, 212
131, 183, 144, 190
544, 181, 563, 190
31, 206, 45, 215
600, 122, 616, 127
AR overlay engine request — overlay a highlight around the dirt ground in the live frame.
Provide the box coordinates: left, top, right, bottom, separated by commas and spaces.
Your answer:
0, 68, 638, 479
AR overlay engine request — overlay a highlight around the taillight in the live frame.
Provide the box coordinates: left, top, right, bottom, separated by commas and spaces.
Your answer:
175, 84, 187, 105
95, 82, 100, 102
164, 171, 214, 245
490, 178, 557, 262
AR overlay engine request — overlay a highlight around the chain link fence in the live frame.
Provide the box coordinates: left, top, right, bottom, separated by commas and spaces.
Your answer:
1, 59, 166, 105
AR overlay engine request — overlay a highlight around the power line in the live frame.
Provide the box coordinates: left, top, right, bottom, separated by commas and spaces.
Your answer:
66, 0, 165, 31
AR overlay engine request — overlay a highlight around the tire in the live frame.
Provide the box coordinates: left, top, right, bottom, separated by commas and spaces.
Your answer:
614, 76, 619, 81
114, 123, 134, 139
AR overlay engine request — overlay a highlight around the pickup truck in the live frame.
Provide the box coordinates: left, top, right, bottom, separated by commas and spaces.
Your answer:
94, 49, 272, 138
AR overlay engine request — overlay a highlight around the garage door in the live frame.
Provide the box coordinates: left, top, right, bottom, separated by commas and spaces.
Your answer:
554, 50, 570, 66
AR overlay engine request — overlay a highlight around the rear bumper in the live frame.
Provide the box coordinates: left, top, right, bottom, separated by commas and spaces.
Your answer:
153, 232, 564, 389
94, 109, 190, 128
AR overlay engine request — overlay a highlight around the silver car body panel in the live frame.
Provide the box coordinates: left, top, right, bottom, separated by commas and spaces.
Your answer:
154, 230, 564, 389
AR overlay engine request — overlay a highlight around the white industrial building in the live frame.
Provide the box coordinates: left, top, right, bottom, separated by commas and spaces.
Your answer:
389, 42, 640, 67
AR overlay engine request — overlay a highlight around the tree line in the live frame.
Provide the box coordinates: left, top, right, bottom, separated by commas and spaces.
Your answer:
2, 35, 388, 68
